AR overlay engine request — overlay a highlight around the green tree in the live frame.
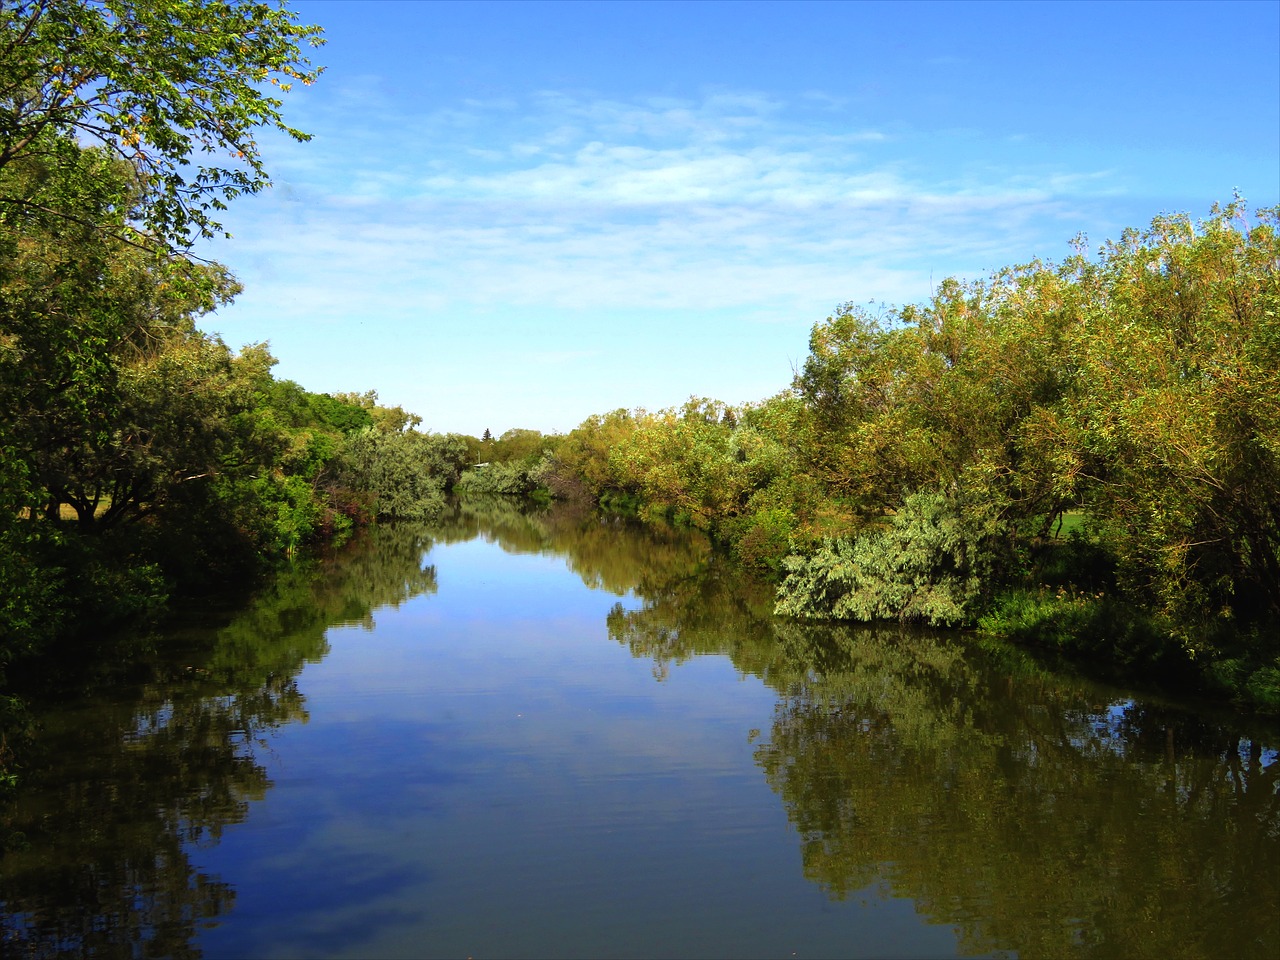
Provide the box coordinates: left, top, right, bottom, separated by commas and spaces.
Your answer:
331, 389, 423, 433
1065, 204, 1279, 634
490, 427, 557, 465
0, 0, 324, 246
339, 427, 462, 521
547, 408, 639, 500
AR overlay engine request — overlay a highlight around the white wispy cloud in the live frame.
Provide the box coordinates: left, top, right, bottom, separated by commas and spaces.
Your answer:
200, 85, 1131, 431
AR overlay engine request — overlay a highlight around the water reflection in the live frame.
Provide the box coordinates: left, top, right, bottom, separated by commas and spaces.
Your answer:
612, 559, 1280, 958
440, 495, 713, 596
760, 628, 1278, 958
0, 523, 438, 957
2, 503, 1277, 958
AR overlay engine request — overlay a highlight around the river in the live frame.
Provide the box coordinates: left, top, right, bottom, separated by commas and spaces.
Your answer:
2, 498, 1276, 958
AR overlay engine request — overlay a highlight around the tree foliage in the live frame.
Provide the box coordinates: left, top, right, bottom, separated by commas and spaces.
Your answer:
553, 202, 1279, 704
775, 490, 1010, 627
0, 2, 434, 667
0, 0, 324, 246
340, 427, 471, 521
781, 203, 1278, 637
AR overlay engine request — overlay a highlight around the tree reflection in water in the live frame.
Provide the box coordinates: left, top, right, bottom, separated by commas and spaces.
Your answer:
613, 554, 1280, 959
0, 523, 438, 958
442, 495, 714, 598
2, 503, 1276, 958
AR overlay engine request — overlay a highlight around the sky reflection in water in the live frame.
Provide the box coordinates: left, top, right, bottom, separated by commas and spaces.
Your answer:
195, 531, 943, 959
2, 500, 1276, 959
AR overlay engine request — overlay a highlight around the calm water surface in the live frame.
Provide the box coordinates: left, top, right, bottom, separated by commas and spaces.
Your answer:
3, 499, 1277, 958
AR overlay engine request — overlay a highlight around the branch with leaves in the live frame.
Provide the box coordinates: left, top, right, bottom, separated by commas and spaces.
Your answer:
0, 0, 323, 248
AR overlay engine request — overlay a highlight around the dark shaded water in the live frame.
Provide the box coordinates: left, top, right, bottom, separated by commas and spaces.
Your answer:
2, 499, 1277, 958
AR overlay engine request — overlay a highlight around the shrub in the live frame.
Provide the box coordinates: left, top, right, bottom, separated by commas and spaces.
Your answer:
455, 461, 535, 496
775, 490, 1009, 626
728, 506, 797, 576
978, 588, 1184, 675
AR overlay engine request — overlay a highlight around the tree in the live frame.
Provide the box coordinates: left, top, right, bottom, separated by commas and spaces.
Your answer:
1054, 202, 1280, 633
258, 380, 372, 434
0, 0, 324, 247
330, 389, 422, 433
782, 202, 1279, 698
490, 427, 555, 465
0, 136, 255, 526
340, 428, 448, 521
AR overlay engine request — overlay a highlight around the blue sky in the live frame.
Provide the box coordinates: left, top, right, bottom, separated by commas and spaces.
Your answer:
194, 0, 1280, 437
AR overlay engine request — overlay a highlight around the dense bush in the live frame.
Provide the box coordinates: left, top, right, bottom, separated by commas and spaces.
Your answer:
455, 455, 552, 497
775, 491, 1010, 627
341, 428, 447, 521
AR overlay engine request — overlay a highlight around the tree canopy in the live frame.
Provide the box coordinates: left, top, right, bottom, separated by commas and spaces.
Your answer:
0, 1, 361, 665
547, 201, 1280, 707
0, 0, 323, 247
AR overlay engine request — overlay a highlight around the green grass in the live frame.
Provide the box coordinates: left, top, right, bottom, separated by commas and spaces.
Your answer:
1051, 510, 1087, 538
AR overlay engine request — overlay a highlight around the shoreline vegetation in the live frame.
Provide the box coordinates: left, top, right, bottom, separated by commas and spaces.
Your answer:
4, 202, 1277, 718
536, 200, 1280, 713
1, 3, 1277, 801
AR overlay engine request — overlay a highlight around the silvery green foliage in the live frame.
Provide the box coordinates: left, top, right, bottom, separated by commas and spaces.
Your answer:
341, 427, 446, 520
775, 491, 1006, 627
455, 451, 555, 496
455, 461, 531, 496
